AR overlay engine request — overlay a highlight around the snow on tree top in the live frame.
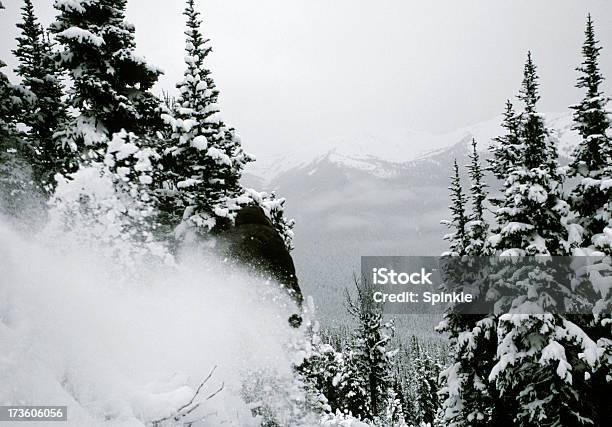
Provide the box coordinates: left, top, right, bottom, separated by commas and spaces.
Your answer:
57, 26, 105, 46
54, 0, 96, 14
191, 135, 208, 150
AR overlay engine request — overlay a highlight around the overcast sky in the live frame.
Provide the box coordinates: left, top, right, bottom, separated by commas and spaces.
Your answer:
1, 0, 612, 160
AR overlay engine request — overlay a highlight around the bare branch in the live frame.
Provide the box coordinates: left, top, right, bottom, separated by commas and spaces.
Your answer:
175, 365, 217, 413
149, 366, 222, 427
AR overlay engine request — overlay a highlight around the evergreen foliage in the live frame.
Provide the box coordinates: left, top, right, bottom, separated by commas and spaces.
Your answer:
160, 0, 253, 235
488, 100, 522, 181
441, 160, 469, 256
0, 61, 23, 136
465, 139, 489, 255
343, 280, 403, 423
490, 52, 575, 256
51, 0, 163, 151
13, 0, 68, 191
568, 15, 612, 246
440, 51, 606, 427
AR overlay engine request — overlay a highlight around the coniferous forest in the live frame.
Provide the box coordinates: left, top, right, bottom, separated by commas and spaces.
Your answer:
0, 1, 611, 426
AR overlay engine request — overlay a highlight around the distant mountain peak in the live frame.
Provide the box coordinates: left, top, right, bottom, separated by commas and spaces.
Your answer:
247, 111, 579, 184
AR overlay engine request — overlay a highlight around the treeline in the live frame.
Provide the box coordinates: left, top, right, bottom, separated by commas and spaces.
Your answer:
296, 283, 446, 427
0, 0, 293, 247
438, 15, 612, 427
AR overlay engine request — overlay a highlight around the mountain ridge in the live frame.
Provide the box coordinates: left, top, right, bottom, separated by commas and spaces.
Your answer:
246, 111, 579, 185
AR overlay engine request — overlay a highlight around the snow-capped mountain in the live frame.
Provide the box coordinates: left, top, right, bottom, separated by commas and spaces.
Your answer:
243, 111, 581, 321
246, 111, 579, 185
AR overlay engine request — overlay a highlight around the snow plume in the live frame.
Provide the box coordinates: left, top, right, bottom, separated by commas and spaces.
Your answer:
0, 179, 316, 426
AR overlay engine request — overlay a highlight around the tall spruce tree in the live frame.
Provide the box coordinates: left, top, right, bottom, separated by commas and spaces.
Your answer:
567, 16, 612, 426
160, 0, 252, 234
51, 0, 163, 149
440, 53, 603, 427
437, 142, 500, 427
0, 61, 21, 137
489, 100, 522, 181
13, 0, 68, 191
465, 139, 489, 255
1, 0, 25, 136
486, 53, 597, 426
412, 341, 440, 426
1, 2, 42, 220
491, 52, 571, 256
441, 160, 469, 256
568, 14, 612, 244
342, 280, 402, 423
438, 153, 499, 426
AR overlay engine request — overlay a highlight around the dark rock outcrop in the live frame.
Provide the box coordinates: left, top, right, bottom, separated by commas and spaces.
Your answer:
213, 206, 303, 312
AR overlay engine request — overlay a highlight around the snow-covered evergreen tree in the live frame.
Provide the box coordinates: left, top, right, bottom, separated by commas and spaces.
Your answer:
490, 52, 575, 256
566, 16, 612, 425
439, 53, 600, 427
0, 62, 42, 222
260, 191, 296, 251
465, 139, 489, 255
0, 60, 22, 137
13, 0, 68, 191
1, 0, 30, 139
51, 0, 163, 155
437, 314, 501, 427
47, 131, 169, 265
160, 0, 252, 235
485, 53, 598, 426
343, 280, 403, 424
441, 160, 469, 256
0, 3, 43, 219
568, 15, 612, 246
295, 303, 347, 416
488, 100, 522, 182
438, 152, 497, 427
438, 151, 498, 426
297, 284, 405, 424
411, 339, 440, 426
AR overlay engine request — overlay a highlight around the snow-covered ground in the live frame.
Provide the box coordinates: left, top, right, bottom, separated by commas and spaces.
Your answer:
0, 208, 307, 426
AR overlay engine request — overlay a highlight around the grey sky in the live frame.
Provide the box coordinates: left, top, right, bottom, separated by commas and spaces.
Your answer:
1, 0, 612, 160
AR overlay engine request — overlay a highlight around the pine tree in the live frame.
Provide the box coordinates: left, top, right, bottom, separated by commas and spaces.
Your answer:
491, 52, 572, 256
439, 152, 495, 427
1, 58, 39, 219
1, 3, 32, 217
488, 100, 521, 181
439, 53, 600, 427
343, 279, 402, 423
566, 16, 612, 426
486, 53, 598, 426
412, 340, 440, 426
465, 139, 489, 255
0, 60, 21, 137
441, 160, 469, 256
1, 0, 27, 136
568, 14, 612, 245
160, 0, 252, 234
295, 316, 348, 416
13, 0, 68, 191
51, 0, 163, 151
